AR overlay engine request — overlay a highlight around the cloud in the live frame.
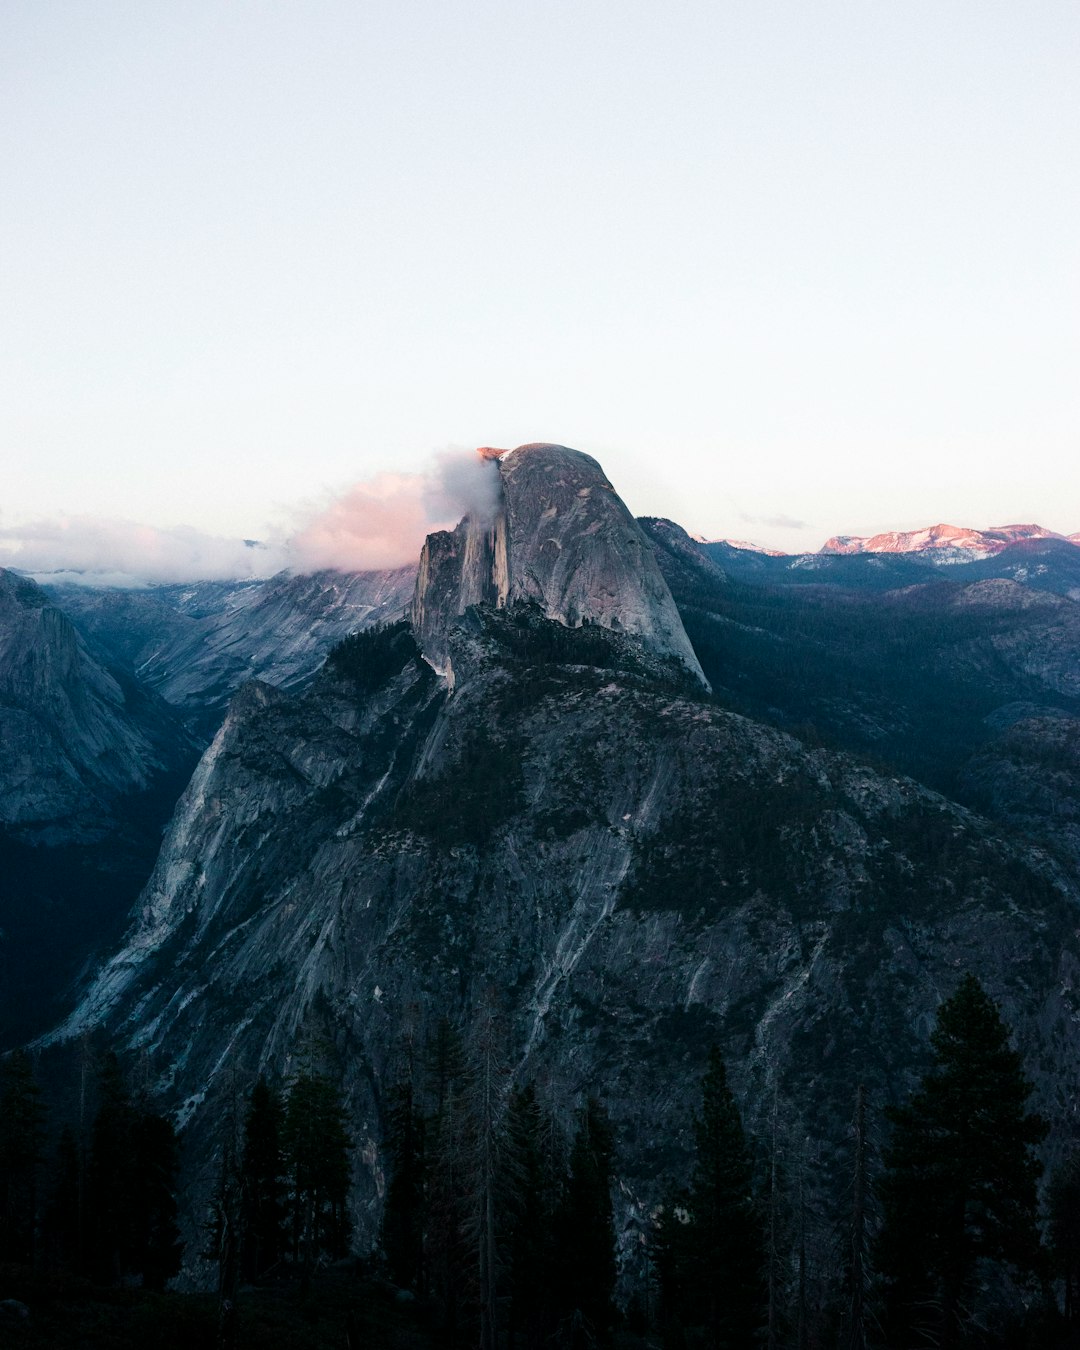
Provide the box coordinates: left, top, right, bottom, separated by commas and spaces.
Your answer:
0, 516, 287, 586
287, 450, 501, 573
0, 449, 504, 585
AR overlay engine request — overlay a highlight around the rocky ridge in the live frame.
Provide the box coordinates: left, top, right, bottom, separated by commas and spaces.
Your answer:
0, 568, 198, 1045
411, 444, 707, 688
822, 521, 1072, 563
44, 451, 1080, 1282
48, 565, 417, 738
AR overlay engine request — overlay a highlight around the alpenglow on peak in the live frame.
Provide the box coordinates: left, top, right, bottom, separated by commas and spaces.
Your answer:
410, 443, 709, 688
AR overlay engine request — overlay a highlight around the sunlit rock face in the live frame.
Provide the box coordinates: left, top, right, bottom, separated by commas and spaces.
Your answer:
411, 443, 708, 688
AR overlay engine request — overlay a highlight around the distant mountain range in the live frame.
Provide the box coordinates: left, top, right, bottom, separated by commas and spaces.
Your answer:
714, 520, 1080, 566
5, 450, 1080, 1321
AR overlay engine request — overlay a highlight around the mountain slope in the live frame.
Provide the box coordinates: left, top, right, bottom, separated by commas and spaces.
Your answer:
48, 565, 417, 737
45, 453, 1080, 1284
820, 521, 1070, 563
50, 605, 1080, 1271
0, 568, 197, 1045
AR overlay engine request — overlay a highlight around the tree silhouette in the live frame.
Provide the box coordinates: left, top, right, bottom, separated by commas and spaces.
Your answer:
380, 1071, 426, 1291
1049, 1152, 1080, 1326
551, 1096, 618, 1344
877, 974, 1047, 1347
86, 1053, 182, 1288
0, 1049, 47, 1264
283, 1066, 352, 1271
684, 1047, 765, 1349
240, 1075, 287, 1282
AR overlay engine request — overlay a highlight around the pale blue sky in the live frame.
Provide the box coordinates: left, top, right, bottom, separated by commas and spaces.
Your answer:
2, 0, 1078, 571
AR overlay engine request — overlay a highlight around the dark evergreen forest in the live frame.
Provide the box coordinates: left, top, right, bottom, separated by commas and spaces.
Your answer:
1, 978, 1078, 1348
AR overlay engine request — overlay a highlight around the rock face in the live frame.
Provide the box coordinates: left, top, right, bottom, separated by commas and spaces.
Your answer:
820, 521, 1072, 564
49, 566, 417, 738
0, 569, 191, 839
411, 444, 708, 688
0, 568, 197, 1046
35, 451, 1080, 1303
51, 604, 1080, 1282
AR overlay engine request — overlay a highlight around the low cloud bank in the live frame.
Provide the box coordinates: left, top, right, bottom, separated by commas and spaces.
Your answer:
0, 517, 284, 586
1, 450, 501, 586
288, 450, 501, 573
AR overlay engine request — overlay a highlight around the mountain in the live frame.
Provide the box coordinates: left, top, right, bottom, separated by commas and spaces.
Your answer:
820, 521, 1071, 564
0, 568, 198, 1045
43, 448, 1080, 1286
411, 443, 707, 687
690, 528, 1080, 600
47, 565, 417, 739
643, 517, 1080, 902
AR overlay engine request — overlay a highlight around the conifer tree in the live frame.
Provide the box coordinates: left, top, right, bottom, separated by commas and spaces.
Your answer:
43, 1124, 81, 1273
132, 1110, 184, 1290
649, 1186, 695, 1343
86, 1053, 183, 1288
87, 1052, 140, 1284
239, 1075, 287, 1282
504, 1083, 558, 1347
0, 1049, 47, 1264
423, 1018, 470, 1340
1048, 1152, 1080, 1326
380, 1073, 426, 1291
877, 974, 1047, 1347
283, 1066, 352, 1270
685, 1046, 765, 1349
551, 1096, 618, 1344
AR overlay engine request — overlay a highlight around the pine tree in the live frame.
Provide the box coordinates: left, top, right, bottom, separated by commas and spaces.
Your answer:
877, 973, 1047, 1347
649, 1186, 695, 1343
423, 1018, 470, 1341
239, 1076, 287, 1283
380, 1073, 426, 1291
464, 1008, 508, 1350
1049, 1152, 1080, 1326
87, 1052, 139, 1284
551, 1096, 618, 1345
0, 1049, 47, 1264
504, 1084, 559, 1347
131, 1110, 183, 1290
283, 1067, 352, 1271
86, 1053, 183, 1288
685, 1047, 765, 1350
43, 1125, 81, 1273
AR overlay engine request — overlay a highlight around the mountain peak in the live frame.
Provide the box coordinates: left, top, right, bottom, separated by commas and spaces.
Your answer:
410, 444, 708, 688
820, 521, 1072, 564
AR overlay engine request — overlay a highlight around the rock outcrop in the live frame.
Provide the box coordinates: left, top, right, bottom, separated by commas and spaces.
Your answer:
0, 568, 197, 1046
0, 569, 190, 838
50, 608, 1080, 1278
49, 565, 417, 738
411, 444, 708, 688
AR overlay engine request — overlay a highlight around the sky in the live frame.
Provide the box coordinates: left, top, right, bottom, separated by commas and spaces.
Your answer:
2, 0, 1078, 579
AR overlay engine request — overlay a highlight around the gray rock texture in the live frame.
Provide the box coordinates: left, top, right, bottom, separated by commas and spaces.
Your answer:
411, 445, 708, 688
0, 568, 190, 840
49, 566, 417, 737
51, 605, 1080, 1281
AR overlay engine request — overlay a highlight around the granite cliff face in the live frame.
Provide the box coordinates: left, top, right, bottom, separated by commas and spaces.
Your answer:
50, 565, 417, 738
53, 608, 1080, 1271
411, 444, 707, 688
0, 568, 197, 1045
0, 568, 191, 841
48, 452, 1080, 1280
